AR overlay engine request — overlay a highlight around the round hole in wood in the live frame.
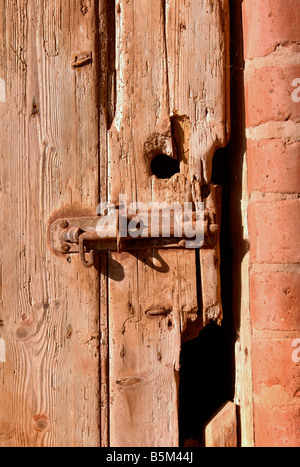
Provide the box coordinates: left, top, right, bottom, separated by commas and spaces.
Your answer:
150, 154, 180, 179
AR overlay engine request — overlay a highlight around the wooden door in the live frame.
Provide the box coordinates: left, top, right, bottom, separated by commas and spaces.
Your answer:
0, 0, 230, 447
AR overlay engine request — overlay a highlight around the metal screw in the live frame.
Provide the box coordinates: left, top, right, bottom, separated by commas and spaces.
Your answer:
61, 242, 70, 253
59, 219, 69, 229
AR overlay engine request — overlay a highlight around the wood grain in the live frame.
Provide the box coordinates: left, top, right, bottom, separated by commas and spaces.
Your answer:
107, 0, 199, 447
0, 0, 231, 447
166, 0, 231, 184
0, 0, 100, 447
166, 0, 230, 325
205, 401, 237, 447
107, 0, 230, 447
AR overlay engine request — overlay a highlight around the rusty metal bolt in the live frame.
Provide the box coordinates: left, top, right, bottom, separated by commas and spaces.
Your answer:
68, 227, 80, 243
60, 227, 80, 244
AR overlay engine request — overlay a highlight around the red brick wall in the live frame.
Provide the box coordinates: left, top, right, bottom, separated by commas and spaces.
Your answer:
242, 0, 300, 447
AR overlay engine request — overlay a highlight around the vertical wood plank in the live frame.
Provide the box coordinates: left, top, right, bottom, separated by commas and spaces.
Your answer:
205, 401, 237, 447
107, 0, 199, 447
166, 0, 230, 325
166, 0, 231, 184
107, 0, 230, 447
0, 0, 100, 447
200, 184, 223, 325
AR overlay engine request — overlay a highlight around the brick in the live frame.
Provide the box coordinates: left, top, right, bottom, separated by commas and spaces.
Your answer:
247, 139, 300, 194
251, 338, 300, 395
243, 0, 300, 59
253, 403, 300, 447
250, 271, 300, 331
245, 65, 300, 127
248, 200, 300, 264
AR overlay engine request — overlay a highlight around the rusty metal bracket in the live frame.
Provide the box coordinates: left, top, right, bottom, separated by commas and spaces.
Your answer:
49, 207, 220, 268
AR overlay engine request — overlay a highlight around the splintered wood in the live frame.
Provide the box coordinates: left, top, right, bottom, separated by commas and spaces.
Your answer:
108, 0, 230, 447
205, 401, 237, 447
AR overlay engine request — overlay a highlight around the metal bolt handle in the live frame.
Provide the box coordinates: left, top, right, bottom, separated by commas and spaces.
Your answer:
79, 233, 97, 268
50, 208, 220, 269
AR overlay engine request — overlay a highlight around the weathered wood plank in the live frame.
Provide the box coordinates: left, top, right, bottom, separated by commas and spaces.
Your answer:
200, 184, 223, 325
166, 0, 231, 184
107, 0, 199, 447
0, 0, 100, 447
107, 0, 230, 447
205, 401, 237, 447
166, 0, 230, 325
